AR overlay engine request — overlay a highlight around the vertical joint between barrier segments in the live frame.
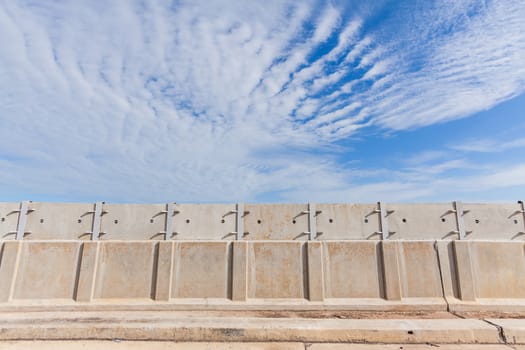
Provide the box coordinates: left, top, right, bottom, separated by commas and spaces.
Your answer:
519, 201, 525, 234
453, 201, 466, 240
308, 202, 316, 240
236, 203, 244, 240
15, 201, 30, 241
91, 202, 103, 241
301, 202, 320, 240
229, 203, 247, 240
376, 201, 393, 240
165, 202, 175, 240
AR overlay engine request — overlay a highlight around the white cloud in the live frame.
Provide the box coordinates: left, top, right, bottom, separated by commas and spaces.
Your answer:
0, 0, 524, 203
282, 161, 525, 204
404, 151, 448, 165
311, 4, 340, 44
451, 137, 525, 153
370, 0, 525, 129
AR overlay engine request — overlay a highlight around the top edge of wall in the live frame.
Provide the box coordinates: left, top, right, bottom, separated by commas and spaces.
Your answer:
1, 201, 522, 205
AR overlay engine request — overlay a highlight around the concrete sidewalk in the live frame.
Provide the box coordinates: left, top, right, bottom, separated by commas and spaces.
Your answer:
0, 342, 521, 349
1, 311, 524, 345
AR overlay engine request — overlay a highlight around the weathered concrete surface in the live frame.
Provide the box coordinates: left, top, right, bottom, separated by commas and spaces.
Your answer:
3, 200, 525, 348
3, 201, 525, 241
0, 240, 450, 310
0, 342, 304, 350
94, 241, 157, 299
2, 239, 525, 312
460, 203, 523, 240
172, 204, 237, 240
0, 202, 20, 240
244, 204, 310, 240
100, 204, 168, 240
0, 342, 516, 350
0, 311, 502, 343
487, 319, 525, 344
315, 203, 381, 240
248, 241, 306, 299
12, 241, 81, 300
322, 241, 382, 299
440, 241, 525, 312
172, 242, 231, 299
386, 203, 458, 240
309, 345, 513, 350
23, 202, 94, 240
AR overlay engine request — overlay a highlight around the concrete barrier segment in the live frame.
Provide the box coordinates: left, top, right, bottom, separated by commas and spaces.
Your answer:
0, 203, 20, 241
75, 241, 99, 302
154, 241, 174, 301
0, 240, 448, 310
0, 240, 525, 312
12, 241, 82, 300
171, 241, 231, 299
437, 240, 525, 312
0, 241, 22, 302
3, 201, 525, 241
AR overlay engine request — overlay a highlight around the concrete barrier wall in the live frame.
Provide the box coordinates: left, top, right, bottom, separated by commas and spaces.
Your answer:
2, 201, 525, 312
437, 240, 525, 312
3, 239, 523, 311
1, 240, 437, 308
2, 201, 525, 241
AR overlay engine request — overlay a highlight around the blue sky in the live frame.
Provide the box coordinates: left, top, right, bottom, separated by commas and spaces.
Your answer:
0, 0, 524, 203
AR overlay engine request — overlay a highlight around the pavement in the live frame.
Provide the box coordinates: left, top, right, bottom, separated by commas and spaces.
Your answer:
1, 311, 525, 348
0, 342, 523, 349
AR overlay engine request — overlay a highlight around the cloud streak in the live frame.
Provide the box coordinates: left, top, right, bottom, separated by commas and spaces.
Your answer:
451, 137, 525, 153
0, 0, 524, 202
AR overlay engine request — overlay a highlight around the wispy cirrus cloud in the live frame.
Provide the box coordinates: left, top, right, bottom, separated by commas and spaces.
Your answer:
451, 137, 525, 153
0, 0, 524, 203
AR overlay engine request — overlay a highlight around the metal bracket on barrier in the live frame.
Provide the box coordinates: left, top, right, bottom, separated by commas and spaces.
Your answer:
308, 202, 317, 240
15, 201, 32, 240
452, 201, 466, 240
165, 202, 176, 240
301, 202, 321, 240
91, 202, 103, 241
236, 203, 244, 240
518, 201, 525, 235
153, 203, 179, 239
228, 203, 248, 240
374, 201, 393, 240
